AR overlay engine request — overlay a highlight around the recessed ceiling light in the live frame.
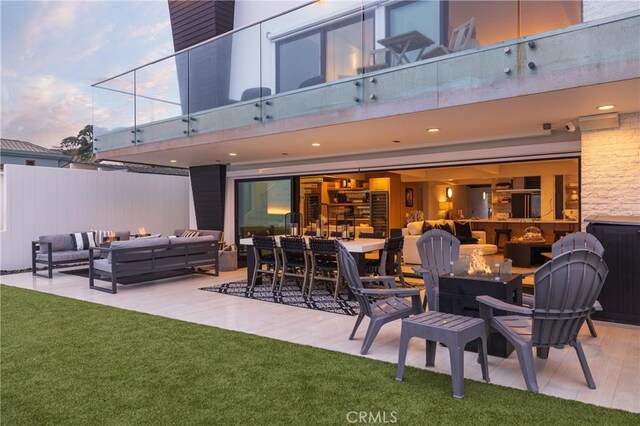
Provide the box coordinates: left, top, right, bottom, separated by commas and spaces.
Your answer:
596, 104, 615, 111
169, 160, 177, 163
427, 128, 440, 133
311, 143, 321, 147
392, 140, 401, 144
229, 153, 237, 156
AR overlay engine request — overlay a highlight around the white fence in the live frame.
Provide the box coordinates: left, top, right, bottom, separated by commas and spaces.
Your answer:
0, 165, 190, 271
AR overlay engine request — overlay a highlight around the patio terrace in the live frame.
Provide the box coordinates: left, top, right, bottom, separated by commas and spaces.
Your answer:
2, 267, 638, 413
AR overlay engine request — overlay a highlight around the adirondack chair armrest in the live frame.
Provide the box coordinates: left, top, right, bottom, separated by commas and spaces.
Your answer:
412, 266, 440, 275
361, 276, 397, 289
521, 293, 535, 308
476, 295, 533, 316
360, 288, 421, 297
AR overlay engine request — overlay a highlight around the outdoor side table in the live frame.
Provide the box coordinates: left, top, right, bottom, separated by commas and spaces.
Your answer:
395, 311, 489, 399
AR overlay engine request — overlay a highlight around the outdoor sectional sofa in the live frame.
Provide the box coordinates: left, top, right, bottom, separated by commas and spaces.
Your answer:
402, 220, 498, 265
89, 235, 220, 294
32, 231, 130, 278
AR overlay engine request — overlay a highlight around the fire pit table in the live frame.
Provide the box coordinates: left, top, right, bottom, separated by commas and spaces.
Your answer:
439, 268, 522, 358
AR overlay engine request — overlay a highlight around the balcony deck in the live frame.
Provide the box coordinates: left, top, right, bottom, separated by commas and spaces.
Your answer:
3, 267, 638, 413
93, 12, 640, 167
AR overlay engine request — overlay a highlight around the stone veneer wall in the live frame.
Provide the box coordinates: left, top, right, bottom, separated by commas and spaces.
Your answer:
581, 113, 640, 226
583, 0, 639, 21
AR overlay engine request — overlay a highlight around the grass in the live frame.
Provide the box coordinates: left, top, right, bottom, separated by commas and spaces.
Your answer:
1, 285, 637, 425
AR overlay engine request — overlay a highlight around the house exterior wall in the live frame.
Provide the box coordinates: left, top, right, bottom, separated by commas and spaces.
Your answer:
584, 0, 640, 21
581, 112, 640, 225
0, 165, 190, 271
0, 153, 61, 168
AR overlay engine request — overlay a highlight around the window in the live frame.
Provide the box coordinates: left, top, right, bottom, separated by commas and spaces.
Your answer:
276, 13, 374, 93
25, 160, 35, 166
387, 1, 446, 61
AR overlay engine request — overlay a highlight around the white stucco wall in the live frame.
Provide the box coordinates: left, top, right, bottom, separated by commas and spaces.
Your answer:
581, 113, 640, 224
0, 165, 190, 271
583, 0, 640, 21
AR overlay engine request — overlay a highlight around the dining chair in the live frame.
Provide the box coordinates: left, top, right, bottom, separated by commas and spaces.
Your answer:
364, 236, 405, 287
477, 250, 608, 393
308, 238, 342, 301
249, 235, 281, 292
279, 236, 310, 293
413, 229, 461, 311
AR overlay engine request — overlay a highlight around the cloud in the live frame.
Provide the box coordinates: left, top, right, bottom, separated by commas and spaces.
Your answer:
1, 74, 92, 147
22, 2, 85, 60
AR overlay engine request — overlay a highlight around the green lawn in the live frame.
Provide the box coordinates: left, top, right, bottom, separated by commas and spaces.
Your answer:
1, 285, 636, 425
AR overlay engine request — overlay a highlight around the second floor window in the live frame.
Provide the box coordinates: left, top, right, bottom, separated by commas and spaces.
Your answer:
276, 12, 374, 93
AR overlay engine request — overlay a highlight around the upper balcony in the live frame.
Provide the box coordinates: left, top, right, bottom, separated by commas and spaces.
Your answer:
93, 0, 640, 163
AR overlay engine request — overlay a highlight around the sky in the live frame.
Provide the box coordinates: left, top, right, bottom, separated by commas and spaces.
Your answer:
1, 0, 175, 148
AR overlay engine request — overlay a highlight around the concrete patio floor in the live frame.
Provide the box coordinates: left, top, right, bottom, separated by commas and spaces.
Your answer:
1, 267, 638, 413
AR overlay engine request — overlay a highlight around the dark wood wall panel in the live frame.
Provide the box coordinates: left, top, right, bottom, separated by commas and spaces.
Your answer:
189, 165, 227, 231
168, 0, 235, 52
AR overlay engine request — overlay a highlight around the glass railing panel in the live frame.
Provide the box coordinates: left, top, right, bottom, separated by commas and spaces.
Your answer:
189, 24, 262, 133
520, 0, 582, 37
93, 72, 135, 151
134, 52, 188, 143
435, 43, 517, 107
363, 59, 438, 107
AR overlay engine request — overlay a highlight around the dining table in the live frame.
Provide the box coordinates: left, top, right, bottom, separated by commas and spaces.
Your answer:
376, 30, 435, 66
239, 236, 385, 285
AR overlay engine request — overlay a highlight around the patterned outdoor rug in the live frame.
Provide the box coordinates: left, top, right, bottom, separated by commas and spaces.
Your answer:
199, 280, 360, 316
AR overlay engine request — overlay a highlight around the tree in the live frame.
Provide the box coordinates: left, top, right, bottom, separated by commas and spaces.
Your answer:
61, 125, 94, 162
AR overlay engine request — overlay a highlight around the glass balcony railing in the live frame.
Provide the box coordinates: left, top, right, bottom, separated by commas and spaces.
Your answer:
94, 0, 635, 152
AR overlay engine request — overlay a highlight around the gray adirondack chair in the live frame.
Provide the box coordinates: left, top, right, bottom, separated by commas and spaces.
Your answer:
412, 229, 460, 311
523, 232, 604, 337
477, 250, 608, 393
337, 243, 423, 355
364, 236, 406, 287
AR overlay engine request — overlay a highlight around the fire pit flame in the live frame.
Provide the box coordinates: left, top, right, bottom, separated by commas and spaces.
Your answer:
467, 249, 492, 276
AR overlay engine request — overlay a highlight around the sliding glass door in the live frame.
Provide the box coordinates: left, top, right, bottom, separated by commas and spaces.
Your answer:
235, 177, 296, 262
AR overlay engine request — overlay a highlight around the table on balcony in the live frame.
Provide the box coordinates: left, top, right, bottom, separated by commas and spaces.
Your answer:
377, 31, 435, 66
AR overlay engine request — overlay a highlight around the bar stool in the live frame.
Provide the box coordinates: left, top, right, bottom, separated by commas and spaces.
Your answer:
494, 228, 512, 250
553, 230, 571, 242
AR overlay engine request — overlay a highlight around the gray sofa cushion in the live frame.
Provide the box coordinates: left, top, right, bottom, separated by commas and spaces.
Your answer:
39, 234, 74, 253
36, 250, 89, 262
169, 235, 215, 245
108, 237, 170, 263
92, 258, 112, 273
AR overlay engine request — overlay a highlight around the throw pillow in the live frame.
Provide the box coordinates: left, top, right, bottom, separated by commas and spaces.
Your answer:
406, 221, 423, 236
435, 223, 453, 235
422, 221, 432, 233
181, 230, 200, 238
71, 232, 97, 251
453, 221, 473, 238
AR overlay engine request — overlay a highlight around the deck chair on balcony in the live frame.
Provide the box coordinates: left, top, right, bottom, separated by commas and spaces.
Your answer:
477, 250, 608, 393
413, 229, 460, 311
337, 243, 423, 355
522, 232, 605, 337
421, 17, 478, 60
360, 48, 390, 74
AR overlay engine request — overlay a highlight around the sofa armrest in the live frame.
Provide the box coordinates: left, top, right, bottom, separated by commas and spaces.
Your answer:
401, 228, 409, 236
471, 230, 486, 244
